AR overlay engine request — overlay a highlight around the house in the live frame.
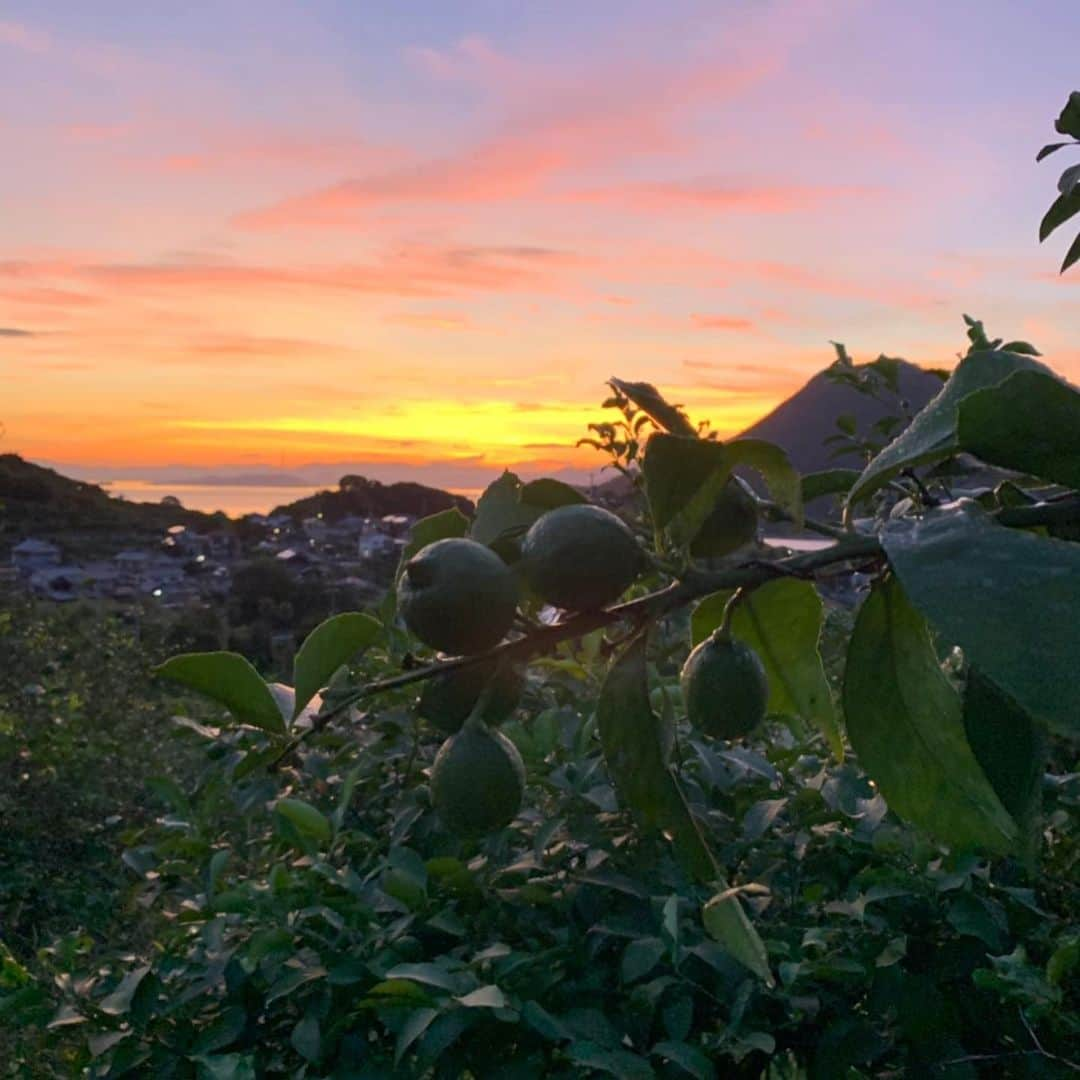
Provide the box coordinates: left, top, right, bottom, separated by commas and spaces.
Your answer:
206, 532, 235, 559
380, 514, 412, 537
29, 566, 88, 602
12, 539, 62, 575
302, 516, 329, 542
114, 550, 150, 571
359, 532, 396, 558
163, 525, 212, 558
337, 514, 368, 534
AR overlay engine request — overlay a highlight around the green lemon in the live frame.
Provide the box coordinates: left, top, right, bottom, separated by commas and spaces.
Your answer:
690, 479, 759, 558
430, 724, 526, 835
398, 538, 518, 655
681, 631, 769, 739
418, 658, 525, 735
520, 504, 643, 611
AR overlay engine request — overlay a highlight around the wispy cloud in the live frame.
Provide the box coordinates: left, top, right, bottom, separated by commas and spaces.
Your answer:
569, 181, 878, 213
234, 31, 775, 229
384, 312, 474, 331
1, 244, 588, 301
690, 314, 755, 331
0, 327, 36, 338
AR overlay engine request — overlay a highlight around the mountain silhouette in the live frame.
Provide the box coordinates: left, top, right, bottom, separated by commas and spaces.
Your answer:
738, 358, 945, 474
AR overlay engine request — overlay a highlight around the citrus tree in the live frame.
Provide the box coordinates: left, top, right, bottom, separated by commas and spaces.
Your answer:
19, 322, 1080, 1077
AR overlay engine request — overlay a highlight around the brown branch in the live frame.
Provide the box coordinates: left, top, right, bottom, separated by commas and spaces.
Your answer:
270, 492, 1080, 770
269, 534, 881, 769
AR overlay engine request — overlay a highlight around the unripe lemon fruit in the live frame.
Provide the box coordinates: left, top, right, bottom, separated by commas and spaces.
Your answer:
690, 479, 759, 558
398, 538, 518, 655
418, 658, 525, 735
430, 724, 526, 835
520, 504, 642, 611
681, 632, 769, 739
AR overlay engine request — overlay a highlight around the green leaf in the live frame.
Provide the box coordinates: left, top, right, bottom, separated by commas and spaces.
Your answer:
1054, 90, 1080, 139
207, 848, 230, 896
883, 501, 1080, 738
395, 1008, 440, 1066
726, 438, 802, 526
471, 470, 533, 546
1047, 936, 1080, 986
692, 580, 843, 759
643, 434, 732, 546
155, 652, 285, 735
98, 966, 150, 1016
456, 984, 507, 1009
191, 1054, 256, 1080
568, 1041, 657, 1080
702, 887, 773, 984
519, 478, 588, 510
1037, 141, 1070, 162
523, 1001, 573, 1043
845, 349, 1054, 511
385, 963, 464, 993
622, 937, 666, 983
1061, 230, 1080, 274
1058, 162, 1080, 197
651, 1041, 716, 1080
997, 340, 1042, 357
947, 893, 1008, 950
1039, 186, 1080, 241
597, 632, 717, 882
959, 370, 1080, 488
290, 1013, 321, 1063
643, 434, 800, 547
802, 468, 860, 502
292, 612, 379, 720
275, 798, 332, 845
396, 507, 470, 582
608, 377, 697, 436
842, 575, 1017, 853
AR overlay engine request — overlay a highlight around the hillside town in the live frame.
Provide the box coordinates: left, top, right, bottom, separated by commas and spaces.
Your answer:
4, 509, 414, 608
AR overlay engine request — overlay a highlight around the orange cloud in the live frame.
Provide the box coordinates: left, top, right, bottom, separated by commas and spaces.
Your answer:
384, 312, 474, 331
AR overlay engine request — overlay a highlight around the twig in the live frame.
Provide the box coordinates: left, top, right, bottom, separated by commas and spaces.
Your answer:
901, 467, 941, 507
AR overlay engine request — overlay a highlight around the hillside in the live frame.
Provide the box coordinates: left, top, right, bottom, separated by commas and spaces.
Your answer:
269, 474, 474, 522
739, 358, 944, 474
0, 454, 220, 557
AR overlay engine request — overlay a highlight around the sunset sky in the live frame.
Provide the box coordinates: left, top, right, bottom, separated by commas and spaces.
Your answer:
3, 0, 1079, 494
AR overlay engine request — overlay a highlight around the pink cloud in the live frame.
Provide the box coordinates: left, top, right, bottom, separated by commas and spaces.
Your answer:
571, 180, 878, 213
1, 244, 588, 301
0, 286, 101, 307
0, 21, 49, 53
141, 130, 403, 177
63, 123, 130, 143
234, 35, 772, 230
691, 314, 755, 331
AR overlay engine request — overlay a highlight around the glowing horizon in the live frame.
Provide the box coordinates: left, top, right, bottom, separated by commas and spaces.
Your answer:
3, 1, 1079, 490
